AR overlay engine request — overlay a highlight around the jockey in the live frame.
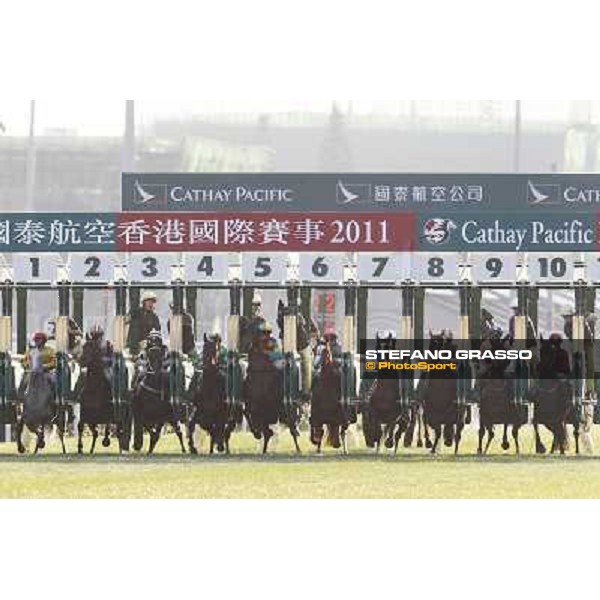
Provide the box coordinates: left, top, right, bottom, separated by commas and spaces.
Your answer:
133, 329, 169, 386
549, 332, 571, 378
21, 332, 57, 387
314, 330, 342, 370
256, 322, 284, 369
376, 329, 396, 351
89, 324, 114, 379
202, 332, 228, 371
127, 290, 162, 358
240, 293, 267, 354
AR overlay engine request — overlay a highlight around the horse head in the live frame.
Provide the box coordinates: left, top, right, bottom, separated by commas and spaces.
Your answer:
202, 333, 221, 368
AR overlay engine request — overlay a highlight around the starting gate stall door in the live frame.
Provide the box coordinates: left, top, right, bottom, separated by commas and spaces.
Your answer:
299, 253, 347, 336
414, 253, 461, 337
67, 253, 117, 335
9, 255, 61, 352
183, 253, 230, 341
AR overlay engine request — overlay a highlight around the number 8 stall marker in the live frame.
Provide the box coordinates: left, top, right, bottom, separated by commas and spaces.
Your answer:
415, 253, 458, 282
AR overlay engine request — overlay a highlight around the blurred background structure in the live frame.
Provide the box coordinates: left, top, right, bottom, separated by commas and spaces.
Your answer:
0, 100, 597, 339
1, 100, 600, 212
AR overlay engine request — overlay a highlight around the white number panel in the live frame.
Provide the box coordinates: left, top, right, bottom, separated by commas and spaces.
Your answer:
527, 253, 573, 282
472, 253, 518, 282
13, 254, 59, 282
70, 253, 114, 282
299, 253, 344, 283
415, 253, 459, 282
357, 253, 413, 282
128, 254, 172, 282
241, 253, 287, 283
185, 253, 228, 283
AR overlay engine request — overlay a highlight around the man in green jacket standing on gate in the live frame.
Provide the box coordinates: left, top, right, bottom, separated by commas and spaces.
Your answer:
127, 291, 162, 357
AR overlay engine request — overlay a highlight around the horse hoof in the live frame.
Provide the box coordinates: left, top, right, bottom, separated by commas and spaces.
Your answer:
425, 440, 433, 449
77, 447, 83, 455
102, 438, 110, 448
417, 440, 423, 448
384, 439, 394, 449
501, 441, 510, 451
38, 441, 45, 449
536, 444, 546, 455
133, 443, 142, 452
217, 443, 225, 453
190, 447, 198, 455
17, 445, 25, 454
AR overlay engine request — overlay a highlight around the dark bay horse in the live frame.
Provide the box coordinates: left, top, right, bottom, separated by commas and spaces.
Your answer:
309, 341, 348, 453
132, 341, 185, 454
476, 348, 524, 455
76, 333, 114, 453
16, 351, 65, 454
361, 376, 410, 452
418, 332, 466, 454
242, 349, 300, 453
529, 338, 578, 454
187, 334, 240, 454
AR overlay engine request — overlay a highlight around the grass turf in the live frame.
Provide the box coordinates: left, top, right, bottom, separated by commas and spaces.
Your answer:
1, 425, 600, 498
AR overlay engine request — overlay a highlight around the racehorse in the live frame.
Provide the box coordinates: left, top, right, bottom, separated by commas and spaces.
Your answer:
15, 350, 65, 454
361, 332, 411, 453
242, 348, 301, 454
76, 332, 115, 453
418, 331, 467, 454
529, 337, 578, 455
475, 337, 524, 454
309, 340, 349, 453
131, 338, 186, 455
187, 334, 240, 454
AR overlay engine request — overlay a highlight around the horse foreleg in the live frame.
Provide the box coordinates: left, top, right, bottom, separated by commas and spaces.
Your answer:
512, 425, 520, 455
477, 424, 485, 455
341, 425, 348, 455
484, 425, 495, 455
291, 427, 301, 454
147, 426, 160, 455
501, 424, 510, 451
431, 425, 441, 454
77, 421, 84, 454
89, 424, 99, 454
262, 427, 273, 454
34, 427, 44, 454
16, 419, 25, 454
58, 421, 66, 454
384, 423, 395, 450
187, 415, 198, 455
423, 417, 433, 449
172, 420, 185, 454
574, 422, 580, 455
534, 422, 546, 454
454, 421, 464, 455
102, 425, 111, 448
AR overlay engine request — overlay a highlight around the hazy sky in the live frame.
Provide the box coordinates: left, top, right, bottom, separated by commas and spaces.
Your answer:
0, 100, 583, 137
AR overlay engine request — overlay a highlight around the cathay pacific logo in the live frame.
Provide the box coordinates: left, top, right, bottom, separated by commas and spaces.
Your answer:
336, 181, 372, 204
133, 180, 168, 206
527, 181, 561, 205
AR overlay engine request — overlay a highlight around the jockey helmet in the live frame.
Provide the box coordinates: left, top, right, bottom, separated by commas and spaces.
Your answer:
549, 332, 563, 344
258, 321, 272, 334
141, 290, 158, 303
377, 329, 396, 340
147, 329, 162, 344
205, 332, 222, 344
324, 330, 338, 342
89, 324, 104, 339
33, 332, 47, 344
